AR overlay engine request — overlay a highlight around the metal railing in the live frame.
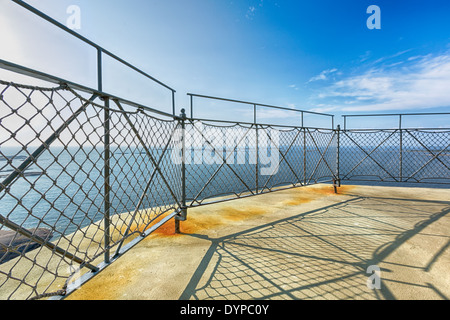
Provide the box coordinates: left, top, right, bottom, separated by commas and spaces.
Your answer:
340, 114, 450, 185
0, 0, 449, 301
187, 93, 335, 128
0, 0, 184, 297
0, 70, 339, 299
342, 112, 450, 130
1, 77, 449, 300
9, 0, 177, 115
0, 76, 183, 300
183, 119, 338, 208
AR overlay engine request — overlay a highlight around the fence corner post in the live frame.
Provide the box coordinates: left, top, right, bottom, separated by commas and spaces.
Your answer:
175, 108, 187, 234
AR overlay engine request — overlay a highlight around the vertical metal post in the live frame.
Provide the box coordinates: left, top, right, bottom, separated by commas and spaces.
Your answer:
175, 109, 187, 233
97, 48, 103, 92
103, 97, 111, 263
172, 91, 176, 117
254, 105, 259, 194
301, 111, 304, 128
303, 127, 307, 186
399, 115, 403, 182
190, 95, 194, 119
334, 125, 341, 193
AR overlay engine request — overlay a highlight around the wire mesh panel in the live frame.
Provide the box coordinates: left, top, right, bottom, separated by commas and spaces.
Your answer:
257, 126, 304, 192
184, 121, 258, 206
0, 80, 182, 300
304, 128, 338, 185
340, 129, 401, 182
258, 127, 338, 192
184, 120, 338, 206
340, 129, 450, 184
402, 129, 450, 184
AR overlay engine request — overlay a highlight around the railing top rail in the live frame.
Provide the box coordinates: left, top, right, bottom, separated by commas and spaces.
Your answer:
341, 127, 450, 132
342, 112, 450, 130
187, 93, 334, 118
11, 0, 176, 93
342, 112, 450, 118
189, 117, 335, 131
0, 58, 180, 120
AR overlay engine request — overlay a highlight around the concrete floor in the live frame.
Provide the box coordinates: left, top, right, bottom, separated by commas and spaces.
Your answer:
66, 184, 450, 300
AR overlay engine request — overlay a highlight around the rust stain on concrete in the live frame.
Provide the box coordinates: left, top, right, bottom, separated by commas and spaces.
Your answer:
124, 185, 354, 238
151, 206, 268, 237
70, 257, 146, 300
282, 185, 355, 206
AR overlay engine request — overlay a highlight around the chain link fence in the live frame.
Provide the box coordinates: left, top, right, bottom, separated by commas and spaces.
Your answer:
0, 77, 449, 300
340, 128, 450, 185
183, 120, 338, 207
0, 76, 339, 299
0, 79, 182, 300
2, 0, 449, 301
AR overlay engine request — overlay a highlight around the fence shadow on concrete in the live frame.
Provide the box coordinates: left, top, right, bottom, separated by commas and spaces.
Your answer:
179, 195, 450, 300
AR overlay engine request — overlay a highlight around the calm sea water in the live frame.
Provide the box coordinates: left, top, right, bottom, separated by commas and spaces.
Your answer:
0, 144, 448, 237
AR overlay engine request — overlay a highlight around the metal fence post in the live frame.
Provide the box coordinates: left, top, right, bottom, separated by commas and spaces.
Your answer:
399, 115, 403, 182
103, 96, 111, 263
97, 48, 103, 92
172, 90, 176, 117
254, 104, 259, 194
175, 109, 187, 233
190, 94, 194, 119
334, 124, 341, 193
303, 127, 307, 186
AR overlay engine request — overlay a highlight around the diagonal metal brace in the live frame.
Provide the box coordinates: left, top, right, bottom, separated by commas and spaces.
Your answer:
0, 93, 100, 272
0, 94, 98, 194
404, 130, 450, 182
112, 114, 181, 257
260, 127, 303, 192
305, 129, 338, 185
0, 213, 99, 272
189, 121, 256, 206
342, 130, 399, 182
114, 100, 182, 209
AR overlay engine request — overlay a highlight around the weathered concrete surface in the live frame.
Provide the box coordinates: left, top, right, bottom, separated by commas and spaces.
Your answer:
0, 228, 54, 264
65, 184, 450, 300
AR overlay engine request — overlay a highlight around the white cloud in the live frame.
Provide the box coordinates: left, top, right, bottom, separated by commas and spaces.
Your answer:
314, 53, 450, 112
359, 51, 372, 62
308, 104, 338, 113
308, 68, 338, 83
372, 49, 412, 65
256, 108, 298, 119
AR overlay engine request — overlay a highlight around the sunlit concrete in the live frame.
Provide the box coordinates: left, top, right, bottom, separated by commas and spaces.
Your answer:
66, 184, 450, 300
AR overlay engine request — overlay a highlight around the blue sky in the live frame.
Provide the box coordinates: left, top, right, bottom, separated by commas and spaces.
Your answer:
1, 0, 450, 128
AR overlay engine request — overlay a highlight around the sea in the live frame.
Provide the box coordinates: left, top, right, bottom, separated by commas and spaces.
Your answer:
0, 144, 448, 238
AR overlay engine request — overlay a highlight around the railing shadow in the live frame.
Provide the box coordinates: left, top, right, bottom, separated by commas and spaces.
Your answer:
179, 194, 450, 300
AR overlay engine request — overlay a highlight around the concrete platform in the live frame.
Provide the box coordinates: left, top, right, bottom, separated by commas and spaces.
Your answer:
66, 184, 450, 300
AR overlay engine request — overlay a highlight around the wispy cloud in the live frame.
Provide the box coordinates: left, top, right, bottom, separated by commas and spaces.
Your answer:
312, 52, 450, 112
372, 49, 413, 66
359, 51, 372, 62
308, 68, 338, 83
245, 0, 264, 19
